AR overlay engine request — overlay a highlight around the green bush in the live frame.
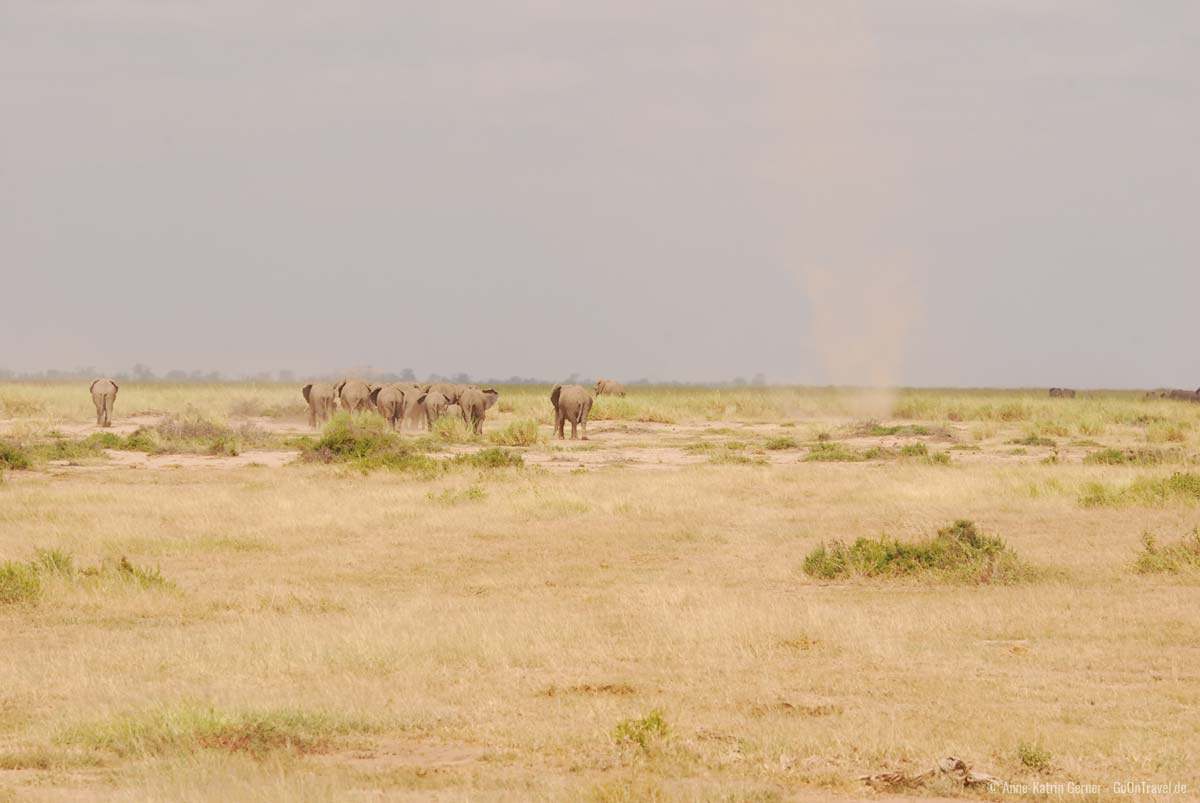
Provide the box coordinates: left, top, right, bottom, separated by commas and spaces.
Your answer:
0, 441, 31, 471
0, 562, 41, 605
614, 710, 669, 751
488, 418, 539, 447
803, 520, 1035, 584
1133, 530, 1200, 574
804, 443, 866, 462
1018, 741, 1052, 773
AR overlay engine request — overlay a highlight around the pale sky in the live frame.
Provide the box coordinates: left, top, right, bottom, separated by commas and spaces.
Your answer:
4, 2, 1197, 386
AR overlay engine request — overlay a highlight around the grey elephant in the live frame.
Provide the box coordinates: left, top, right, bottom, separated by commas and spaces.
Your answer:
459, 387, 499, 434
302, 382, 338, 428
594, 379, 627, 397
551, 384, 593, 440
370, 384, 408, 430
418, 391, 450, 429
1048, 388, 1076, 398
1167, 389, 1197, 401
335, 379, 375, 412
89, 378, 119, 427
426, 382, 465, 405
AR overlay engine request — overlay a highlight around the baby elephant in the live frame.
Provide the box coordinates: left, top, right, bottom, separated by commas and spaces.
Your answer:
551, 384, 593, 440
458, 387, 499, 434
89, 378, 119, 427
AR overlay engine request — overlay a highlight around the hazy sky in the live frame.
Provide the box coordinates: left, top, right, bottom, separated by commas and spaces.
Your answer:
4, 2, 1198, 386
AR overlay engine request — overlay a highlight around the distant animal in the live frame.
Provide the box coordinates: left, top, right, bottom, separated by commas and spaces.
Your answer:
418, 391, 450, 429
370, 384, 408, 430
335, 379, 374, 412
551, 384, 593, 440
1166, 389, 1198, 402
594, 379, 627, 397
1048, 388, 1076, 398
301, 382, 338, 428
458, 387, 499, 434
89, 378, 119, 427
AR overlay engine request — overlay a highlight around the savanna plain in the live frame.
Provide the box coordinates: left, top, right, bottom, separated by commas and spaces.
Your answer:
1, 383, 1198, 802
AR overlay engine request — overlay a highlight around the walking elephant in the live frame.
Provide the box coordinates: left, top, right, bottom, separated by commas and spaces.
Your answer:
89, 378, 119, 427
594, 379, 627, 397
551, 384, 593, 440
303, 382, 338, 428
418, 391, 450, 429
459, 387, 499, 434
335, 379, 375, 412
370, 384, 408, 430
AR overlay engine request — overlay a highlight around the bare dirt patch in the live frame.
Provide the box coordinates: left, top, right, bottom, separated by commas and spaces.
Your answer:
313, 738, 487, 772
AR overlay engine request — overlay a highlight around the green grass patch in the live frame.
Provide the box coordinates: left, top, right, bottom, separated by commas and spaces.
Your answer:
802, 520, 1036, 584
452, 448, 524, 469
805, 443, 866, 462
1080, 472, 1200, 508
428, 485, 487, 505
763, 437, 798, 450
1133, 530, 1200, 574
487, 418, 540, 446
0, 561, 42, 605
0, 441, 32, 471
60, 704, 375, 759
1018, 741, 1052, 773
614, 710, 669, 752
1007, 435, 1056, 448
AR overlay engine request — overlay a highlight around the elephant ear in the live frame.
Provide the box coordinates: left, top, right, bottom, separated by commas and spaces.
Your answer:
369, 386, 382, 404
334, 380, 346, 396
416, 393, 428, 406
482, 389, 499, 410
90, 379, 100, 393
550, 384, 563, 408
302, 384, 313, 403
111, 380, 119, 396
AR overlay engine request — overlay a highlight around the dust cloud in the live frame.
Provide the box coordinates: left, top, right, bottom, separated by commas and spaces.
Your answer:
755, 4, 922, 418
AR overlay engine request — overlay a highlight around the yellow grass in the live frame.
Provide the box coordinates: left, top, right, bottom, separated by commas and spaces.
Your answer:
1, 382, 1199, 800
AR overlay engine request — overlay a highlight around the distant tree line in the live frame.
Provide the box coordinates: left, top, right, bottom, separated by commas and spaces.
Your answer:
0, 365, 770, 388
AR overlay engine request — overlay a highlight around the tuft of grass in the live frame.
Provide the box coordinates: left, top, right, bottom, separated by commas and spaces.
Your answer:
1133, 530, 1200, 574
708, 452, 761, 466
112, 556, 174, 590
0, 441, 32, 471
763, 437, 798, 451
1008, 435, 1056, 447
804, 443, 865, 462
432, 415, 473, 443
488, 418, 540, 447
803, 520, 1036, 584
452, 448, 524, 470
60, 704, 375, 759
0, 561, 42, 605
1018, 741, 1052, 773
614, 710, 669, 752
899, 443, 928, 457
428, 485, 487, 505
1080, 472, 1200, 508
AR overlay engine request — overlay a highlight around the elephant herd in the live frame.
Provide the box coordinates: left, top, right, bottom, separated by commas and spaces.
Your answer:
300, 378, 627, 439
1051, 387, 1200, 402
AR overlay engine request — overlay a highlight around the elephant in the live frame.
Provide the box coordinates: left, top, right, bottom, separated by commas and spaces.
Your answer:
89, 378, 119, 427
1048, 388, 1076, 398
594, 379, 627, 397
1166, 389, 1197, 402
551, 384, 593, 440
335, 379, 375, 412
459, 387, 499, 434
302, 382, 338, 428
426, 382, 464, 405
418, 391, 450, 429
369, 384, 408, 430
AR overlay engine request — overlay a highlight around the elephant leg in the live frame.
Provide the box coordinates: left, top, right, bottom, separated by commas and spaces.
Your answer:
555, 410, 565, 439
569, 417, 578, 440
580, 416, 588, 441
93, 396, 103, 427
103, 395, 114, 427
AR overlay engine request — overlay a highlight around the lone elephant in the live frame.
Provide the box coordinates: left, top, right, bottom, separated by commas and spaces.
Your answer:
551, 384, 593, 440
302, 382, 338, 428
593, 379, 627, 397
1048, 388, 1076, 398
89, 378, 119, 427
459, 387, 499, 434
335, 379, 375, 412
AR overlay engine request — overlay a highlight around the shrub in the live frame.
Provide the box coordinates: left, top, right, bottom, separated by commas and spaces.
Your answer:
802, 520, 1035, 584
1133, 530, 1200, 574
0, 441, 31, 471
452, 448, 523, 469
614, 710, 669, 751
805, 443, 865, 462
488, 419, 539, 447
1018, 741, 1052, 773
0, 562, 41, 605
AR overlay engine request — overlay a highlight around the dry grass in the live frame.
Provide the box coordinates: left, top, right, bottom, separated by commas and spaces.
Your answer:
1, 382, 1199, 800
